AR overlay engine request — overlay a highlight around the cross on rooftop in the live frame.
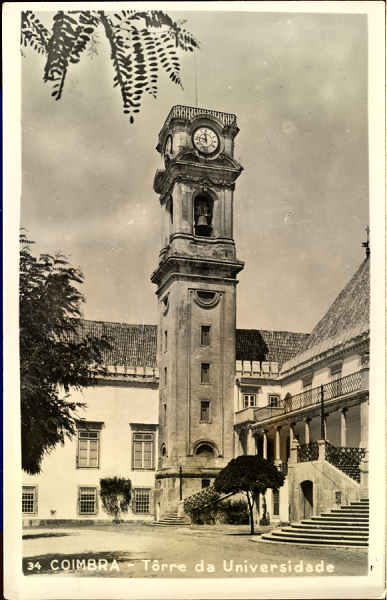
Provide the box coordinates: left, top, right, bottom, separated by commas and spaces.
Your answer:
362, 226, 370, 258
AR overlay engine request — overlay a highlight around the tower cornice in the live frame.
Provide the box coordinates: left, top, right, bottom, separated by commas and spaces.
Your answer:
151, 254, 245, 290
154, 158, 242, 196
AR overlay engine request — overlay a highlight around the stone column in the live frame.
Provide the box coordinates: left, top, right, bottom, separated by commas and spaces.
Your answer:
274, 426, 281, 466
262, 430, 268, 460
340, 408, 347, 447
304, 419, 311, 444
288, 423, 298, 465
234, 429, 241, 458
247, 427, 256, 455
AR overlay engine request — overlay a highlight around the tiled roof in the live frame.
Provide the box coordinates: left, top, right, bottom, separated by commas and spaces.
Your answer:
75, 320, 309, 369
77, 320, 158, 368
282, 258, 370, 372
235, 329, 310, 367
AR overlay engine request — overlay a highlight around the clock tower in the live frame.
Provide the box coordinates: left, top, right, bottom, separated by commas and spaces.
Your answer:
151, 105, 244, 517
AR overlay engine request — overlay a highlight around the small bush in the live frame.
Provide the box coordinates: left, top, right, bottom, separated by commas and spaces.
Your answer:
100, 477, 132, 523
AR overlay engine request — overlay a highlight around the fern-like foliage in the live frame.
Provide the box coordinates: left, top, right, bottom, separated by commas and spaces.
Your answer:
21, 9, 199, 123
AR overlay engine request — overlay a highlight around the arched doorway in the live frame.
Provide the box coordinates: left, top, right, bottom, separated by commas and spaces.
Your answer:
300, 480, 313, 518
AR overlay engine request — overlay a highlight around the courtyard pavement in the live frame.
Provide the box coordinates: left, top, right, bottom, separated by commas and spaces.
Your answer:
23, 522, 368, 578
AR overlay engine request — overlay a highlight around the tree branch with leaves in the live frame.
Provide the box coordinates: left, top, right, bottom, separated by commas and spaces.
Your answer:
19, 232, 111, 474
214, 455, 285, 535
21, 9, 199, 123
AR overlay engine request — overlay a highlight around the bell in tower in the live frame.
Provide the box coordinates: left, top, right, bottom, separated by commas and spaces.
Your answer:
194, 193, 213, 237
151, 106, 244, 519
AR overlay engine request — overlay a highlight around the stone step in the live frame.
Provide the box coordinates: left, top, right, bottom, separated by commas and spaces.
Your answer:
328, 510, 369, 516
291, 524, 368, 532
262, 499, 369, 547
309, 516, 368, 522
337, 507, 369, 511
262, 533, 367, 547
271, 530, 368, 542
279, 528, 368, 540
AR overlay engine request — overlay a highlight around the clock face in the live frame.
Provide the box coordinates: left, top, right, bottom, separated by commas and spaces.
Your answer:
192, 127, 219, 155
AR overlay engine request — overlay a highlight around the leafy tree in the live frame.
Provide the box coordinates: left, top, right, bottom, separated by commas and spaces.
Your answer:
99, 477, 132, 523
214, 455, 285, 535
21, 9, 199, 123
20, 232, 111, 474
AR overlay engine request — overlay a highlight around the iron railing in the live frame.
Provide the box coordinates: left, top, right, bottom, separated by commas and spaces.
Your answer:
325, 442, 366, 466
297, 441, 319, 463
284, 371, 364, 414
295, 440, 366, 483
164, 105, 237, 128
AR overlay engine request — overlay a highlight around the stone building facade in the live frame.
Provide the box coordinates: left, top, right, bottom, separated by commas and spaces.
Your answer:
22, 106, 369, 525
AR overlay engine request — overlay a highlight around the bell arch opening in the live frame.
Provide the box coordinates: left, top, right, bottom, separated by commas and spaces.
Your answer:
194, 193, 213, 237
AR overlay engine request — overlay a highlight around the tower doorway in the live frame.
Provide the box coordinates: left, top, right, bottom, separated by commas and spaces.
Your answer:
300, 480, 314, 518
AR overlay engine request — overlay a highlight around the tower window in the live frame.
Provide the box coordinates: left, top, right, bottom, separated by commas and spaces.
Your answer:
201, 363, 210, 384
201, 325, 211, 346
194, 194, 213, 237
164, 367, 168, 386
200, 400, 210, 422
164, 330, 168, 352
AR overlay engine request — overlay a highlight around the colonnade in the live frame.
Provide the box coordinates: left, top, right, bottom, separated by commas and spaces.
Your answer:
238, 399, 368, 463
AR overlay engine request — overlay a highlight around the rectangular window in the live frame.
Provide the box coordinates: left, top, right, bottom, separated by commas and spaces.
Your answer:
77, 429, 100, 468
201, 479, 211, 489
22, 486, 37, 514
201, 363, 210, 384
79, 487, 97, 515
268, 394, 280, 407
133, 488, 151, 514
200, 400, 210, 422
133, 432, 154, 470
201, 325, 211, 346
164, 367, 167, 386
273, 489, 280, 516
243, 394, 256, 408
164, 330, 168, 352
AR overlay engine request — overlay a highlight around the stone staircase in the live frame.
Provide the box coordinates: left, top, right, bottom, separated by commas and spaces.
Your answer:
152, 509, 189, 527
262, 499, 369, 547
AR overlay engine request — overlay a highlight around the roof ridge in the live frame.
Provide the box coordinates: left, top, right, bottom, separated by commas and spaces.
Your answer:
79, 318, 157, 328
236, 328, 310, 336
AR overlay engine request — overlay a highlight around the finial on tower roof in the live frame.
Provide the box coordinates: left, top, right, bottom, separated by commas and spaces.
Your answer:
362, 226, 370, 258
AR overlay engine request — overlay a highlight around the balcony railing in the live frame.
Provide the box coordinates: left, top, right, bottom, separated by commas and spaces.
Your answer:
284, 371, 364, 414
253, 404, 284, 422
164, 105, 237, 129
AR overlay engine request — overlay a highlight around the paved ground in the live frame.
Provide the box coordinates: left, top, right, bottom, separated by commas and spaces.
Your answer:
23, 522, 368, 578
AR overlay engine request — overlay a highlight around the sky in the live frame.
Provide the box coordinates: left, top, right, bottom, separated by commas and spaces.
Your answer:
21, 8, 369, 334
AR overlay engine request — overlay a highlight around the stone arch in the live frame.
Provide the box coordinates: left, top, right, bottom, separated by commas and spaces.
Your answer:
193, 439, 219, 458
193, 190, 216, 237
